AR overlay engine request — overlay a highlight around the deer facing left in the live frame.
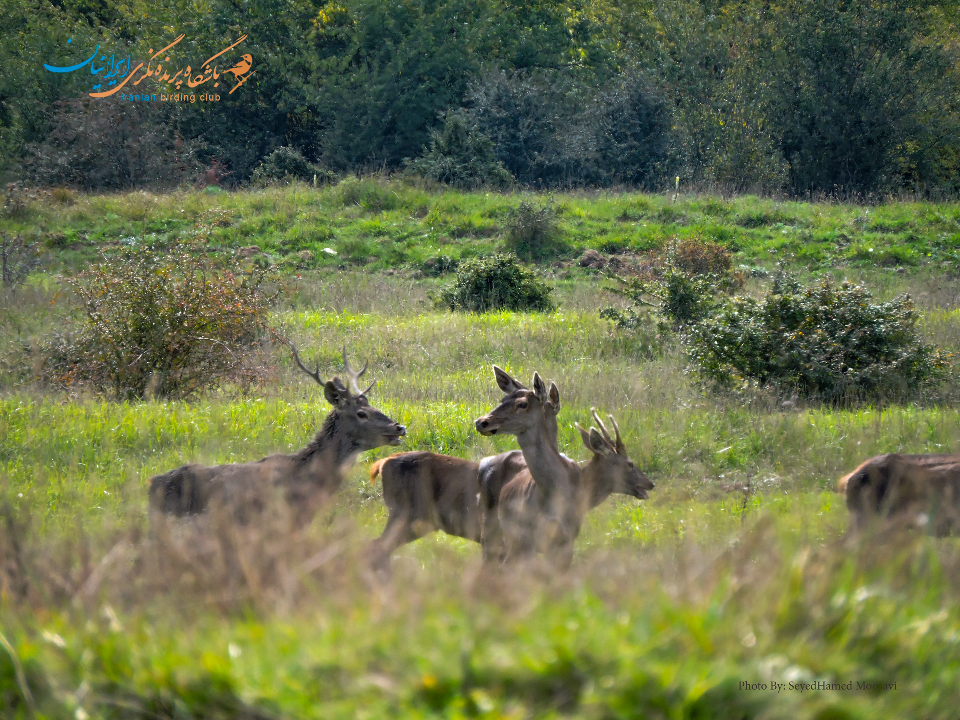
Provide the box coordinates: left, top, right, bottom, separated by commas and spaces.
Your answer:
148, 345, 406, 529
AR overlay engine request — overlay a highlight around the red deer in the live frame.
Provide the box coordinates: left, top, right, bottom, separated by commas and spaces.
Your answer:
476, 381, 653, 567
837, 453, 960, 536
496, 410, 652, 567
367, 367, 559, 572
149, 346, 406, 529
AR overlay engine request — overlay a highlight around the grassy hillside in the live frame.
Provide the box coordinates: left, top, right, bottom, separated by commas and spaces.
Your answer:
5, 180, 960, 274
2, 187, 960, 718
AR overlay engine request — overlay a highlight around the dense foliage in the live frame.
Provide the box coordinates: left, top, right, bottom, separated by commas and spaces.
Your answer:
4, 0, 960, 194
689, 274, 952, 401
437, 253, 553, 312
42, 245, 276, 400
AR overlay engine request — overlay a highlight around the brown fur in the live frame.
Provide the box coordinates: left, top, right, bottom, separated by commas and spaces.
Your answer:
497, 412, 653, 567
838, 453, 960, 536
475, 367, 653, 567
368, 368, 560, 572
149, 350, 405, 529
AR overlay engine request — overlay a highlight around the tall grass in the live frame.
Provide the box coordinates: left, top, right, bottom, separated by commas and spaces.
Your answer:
3, 192, 960, 718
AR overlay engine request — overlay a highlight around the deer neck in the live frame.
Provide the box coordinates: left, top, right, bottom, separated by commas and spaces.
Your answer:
515, 422, 574, 499
578, 458, 613, 510
297, 410, 363, 480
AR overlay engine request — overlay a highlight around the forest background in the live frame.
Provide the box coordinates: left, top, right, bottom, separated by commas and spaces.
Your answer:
4, 0, 960, 197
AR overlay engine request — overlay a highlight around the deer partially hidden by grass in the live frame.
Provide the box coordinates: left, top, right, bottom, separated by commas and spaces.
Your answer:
149, 346, 406, 529
367, 367, 559, 572
837, 453, 960, 536
476, 374, 653, 568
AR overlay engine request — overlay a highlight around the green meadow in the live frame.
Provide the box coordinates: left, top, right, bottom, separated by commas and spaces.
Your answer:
2, 184, 960, 718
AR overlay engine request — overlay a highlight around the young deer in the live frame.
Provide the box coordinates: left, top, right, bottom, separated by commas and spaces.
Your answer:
837, 453, 960, 536
497, 411, 653, 568
149, 346, 406, 529
367, 367, 559, 572
475, 367, 578, 539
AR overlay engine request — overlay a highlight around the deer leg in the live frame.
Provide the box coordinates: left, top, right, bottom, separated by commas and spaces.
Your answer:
369, 512, 422, 575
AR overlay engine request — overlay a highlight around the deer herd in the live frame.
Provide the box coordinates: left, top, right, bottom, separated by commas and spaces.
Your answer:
149, 343, 960, 573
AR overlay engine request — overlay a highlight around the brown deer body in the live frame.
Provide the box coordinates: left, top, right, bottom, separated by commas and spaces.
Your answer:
367, 368, 559, 571
838, 453, 960, 536
497, 412, 653, 567
149, 347, 405, 529
476, 371, 653, 567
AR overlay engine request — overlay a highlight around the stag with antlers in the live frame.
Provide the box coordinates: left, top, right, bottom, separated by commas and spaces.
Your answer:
148, 345, 405, 529
366, 367, 561, 572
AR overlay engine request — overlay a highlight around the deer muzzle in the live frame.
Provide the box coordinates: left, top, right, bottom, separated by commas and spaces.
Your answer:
385, 424, 406, 445
474, 415, 498, 435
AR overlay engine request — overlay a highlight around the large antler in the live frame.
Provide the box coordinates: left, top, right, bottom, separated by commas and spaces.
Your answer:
288, 341, 324, 386
342, 346, 375, 396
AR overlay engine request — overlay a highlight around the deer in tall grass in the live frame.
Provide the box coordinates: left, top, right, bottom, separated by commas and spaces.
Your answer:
837, 453, 960, 536
475, 374, 653, 568
149, 345, 406, 529
367, 367, 560, 572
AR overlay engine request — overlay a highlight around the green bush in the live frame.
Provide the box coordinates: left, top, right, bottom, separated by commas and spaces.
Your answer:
336, 177, 400, 213
602, 238, 740, 331
689, 274, 951, 402
250, 147, 333, 186
504, 202, 566, 260
41, 244, 278, 400
437, 253, 553, 312
407, 112, 513, 190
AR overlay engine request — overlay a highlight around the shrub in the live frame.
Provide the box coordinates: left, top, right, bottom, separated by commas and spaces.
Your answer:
437, 254, 553, 313
0, 233, 43, 289
336, 177, 400, 213
24, 97, 199, 190
689, 274, 951, 402
602, 238, 740, 331
250, 147, 334, 186
407, 112, 513, 189
42, 244, 278, 400
504, 202, 566, 260
421, 255, 460, 276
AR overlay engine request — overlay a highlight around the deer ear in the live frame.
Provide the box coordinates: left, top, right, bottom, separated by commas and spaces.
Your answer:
548, 381, 560, 409
494, 365, 524, 394
532, 372, 547, 401
324, 379, 349, 407
588, 427, 614, 456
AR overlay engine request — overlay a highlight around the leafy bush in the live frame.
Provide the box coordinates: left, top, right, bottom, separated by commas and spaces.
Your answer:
504, 202, 566, 260
602, 238, 740, 330
689, 274, 951, 402
421, 255, 460, 276
250, 147, 334, 186
42, 244, 278, 400
437, 254, 553, 312
407, 112, 513, 189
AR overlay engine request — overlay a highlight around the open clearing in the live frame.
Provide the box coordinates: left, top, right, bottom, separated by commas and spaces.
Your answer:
2, 186, 960, 719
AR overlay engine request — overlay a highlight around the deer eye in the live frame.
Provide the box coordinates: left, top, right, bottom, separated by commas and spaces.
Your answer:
356, 410, 368, 419
517, 401, 528, 409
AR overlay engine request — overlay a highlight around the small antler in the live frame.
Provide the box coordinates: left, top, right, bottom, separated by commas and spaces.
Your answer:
608, 414, 625, 453
342, 346, 371, 395
288, 341, 324, 386
590, 407, 617, 451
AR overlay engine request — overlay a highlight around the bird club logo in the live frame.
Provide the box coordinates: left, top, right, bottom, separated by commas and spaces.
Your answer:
44, 34, 254, 104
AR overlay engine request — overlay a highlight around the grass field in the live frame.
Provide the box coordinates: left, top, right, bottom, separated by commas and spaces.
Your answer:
2, 185, 960, 719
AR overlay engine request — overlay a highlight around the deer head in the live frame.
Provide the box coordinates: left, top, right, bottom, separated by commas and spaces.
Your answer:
291, 344, 406, 449
475, 365, 560, 438
576, 410, 653, 502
